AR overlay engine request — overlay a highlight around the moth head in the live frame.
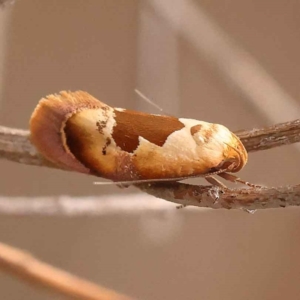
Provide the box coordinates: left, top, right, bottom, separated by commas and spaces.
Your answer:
190, 123, 248, 174
217, 134, 248, 173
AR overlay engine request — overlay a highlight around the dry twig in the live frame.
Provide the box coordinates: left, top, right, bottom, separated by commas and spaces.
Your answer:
0, 241, 134, 300
0, 195, 175, 216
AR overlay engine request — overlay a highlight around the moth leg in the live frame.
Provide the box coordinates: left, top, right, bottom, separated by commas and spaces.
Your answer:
205, 176, 227, 188
218, 173, 263, 188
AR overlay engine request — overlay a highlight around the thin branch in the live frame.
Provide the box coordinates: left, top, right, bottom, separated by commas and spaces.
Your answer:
236, 119, 300, 152
1, 121, 300, 210
0, 184, 298, 216
0, 195, 176, 216
0, 241, 134, 300
0, 126, 58, 168
140, 183, 300, 210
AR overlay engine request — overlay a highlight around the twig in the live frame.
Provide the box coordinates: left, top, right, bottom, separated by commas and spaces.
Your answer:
0, 183, 298, 217
0, 241, 134, 300
0, 126, 58, 168
1, 121, 300, 210
140, 183, 300, 210
236, 119, 300, 152
0, 195, 176, 216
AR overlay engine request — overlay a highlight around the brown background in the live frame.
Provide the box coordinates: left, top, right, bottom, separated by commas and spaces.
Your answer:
1, 0, 300, 299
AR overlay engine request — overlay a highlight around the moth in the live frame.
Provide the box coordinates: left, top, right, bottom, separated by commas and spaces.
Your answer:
30, 91, 250, 187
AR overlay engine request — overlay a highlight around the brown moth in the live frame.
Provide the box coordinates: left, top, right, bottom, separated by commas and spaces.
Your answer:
30, 91, 249, 186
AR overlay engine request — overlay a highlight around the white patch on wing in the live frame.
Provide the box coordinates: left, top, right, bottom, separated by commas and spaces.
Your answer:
163, 127, 198, 156
164, 121, 233, 165
102, 110, 116, 137
134, 118, 217, 161
81, 108, 118, 148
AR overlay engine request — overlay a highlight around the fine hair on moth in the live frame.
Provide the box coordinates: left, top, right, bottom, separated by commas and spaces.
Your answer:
30, 90, 256, 188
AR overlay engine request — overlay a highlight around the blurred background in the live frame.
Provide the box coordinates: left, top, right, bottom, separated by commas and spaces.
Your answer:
1, 0, 300, 299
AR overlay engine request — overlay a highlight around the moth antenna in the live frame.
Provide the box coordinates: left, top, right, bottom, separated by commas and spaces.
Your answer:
94, 169, 229, 186
94, 177, 183, 186
134, 89, 165, 113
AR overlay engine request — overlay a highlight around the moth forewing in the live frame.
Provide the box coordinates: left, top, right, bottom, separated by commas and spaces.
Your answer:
30, 91, 249, 186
